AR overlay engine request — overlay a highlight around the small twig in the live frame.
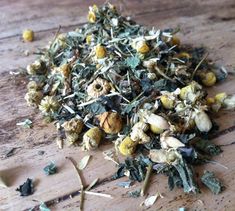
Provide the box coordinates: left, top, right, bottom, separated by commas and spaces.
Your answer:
66, 157, 84, 211
140, 163, 153, 196
154, 66, 175, 82
191, 52, 209, 80
82, 190, 113, 199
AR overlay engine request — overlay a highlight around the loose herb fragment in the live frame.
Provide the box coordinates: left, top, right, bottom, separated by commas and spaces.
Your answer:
16, 178, 34, 196
78, 155, 92, 170
43, 162, 57, 175
201, 171, 224, 194
39, 202, 51, 211
16, 119, 33, 128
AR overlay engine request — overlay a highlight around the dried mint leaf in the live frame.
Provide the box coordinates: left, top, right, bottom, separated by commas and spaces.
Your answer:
201, 170, 224, 194
43, 162, 57, 175
125, 56, 140, 70
16, 178, 34, 196
193, 139, 222, 156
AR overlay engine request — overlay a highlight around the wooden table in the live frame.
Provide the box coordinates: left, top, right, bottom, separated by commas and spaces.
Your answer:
0, 0, 235, 210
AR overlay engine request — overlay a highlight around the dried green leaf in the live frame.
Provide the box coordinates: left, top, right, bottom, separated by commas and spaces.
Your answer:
125, 56, 140, 69
201, 170, 224, 194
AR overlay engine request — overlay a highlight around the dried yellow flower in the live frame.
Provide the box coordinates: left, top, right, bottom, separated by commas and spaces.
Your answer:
27, 81, 41, 91
97, 111, 122, 134
87, 77, 111, 98
130, 122, 150, 143
86, 34, 93, 44
88, 11, 96, 23
57, 63, 70, 78
82, 127, 103, 151
135, 40, 150, 54
26, 60, 46, 75
119, 136, 137, 156
62, 118, 84, 134
25, 90, 43, 107
65, 132, 79, 145
215, 92, 227, 103
146, 113, 170, 134
22, 29, 34, 42
200, 72, 217, 87
95, 45, 107, 59
179, 81, 201, 103
39, 96, 60, 114
160, 95, 174, 109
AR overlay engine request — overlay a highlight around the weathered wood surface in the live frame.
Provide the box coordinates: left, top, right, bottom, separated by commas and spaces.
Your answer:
0, 0, 235, 210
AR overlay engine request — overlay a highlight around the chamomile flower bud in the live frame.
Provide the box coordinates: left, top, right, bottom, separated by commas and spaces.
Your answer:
27, 81, 40, 91
160, 95, 174, 109
135, 40, 150, 54
179, 81, 201, 103
160, 133, 185, 149
39, 96, 60, 114
27, 60, 46, 75
88, 11, 96, 23
170, 36, 180, 46
82, 127, 103, 151
97, 111, 122, 134
200, 72, 217, 87
130, 122, 150, 143
25, 90, 43, 107
95, 44, 107, 59
215, 92, 227, 103
194, 110, 212, 132
146, 113, 170, 134
119, 136, 137, 156
65, 132, 79, 145
22, 29, 34, 42
62, 118, 84, 134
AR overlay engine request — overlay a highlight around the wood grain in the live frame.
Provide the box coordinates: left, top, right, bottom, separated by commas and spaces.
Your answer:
0, 0, 235, 210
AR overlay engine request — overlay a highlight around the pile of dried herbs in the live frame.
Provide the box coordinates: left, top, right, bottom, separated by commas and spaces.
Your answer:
24, 3, 235, 195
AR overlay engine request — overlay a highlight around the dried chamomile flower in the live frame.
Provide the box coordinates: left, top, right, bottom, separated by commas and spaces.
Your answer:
65, 132, 79, 145
223, 94, 235, 109
39, 96, 60, 115
160, 95, 175, 109
160, 132, 185, 149
194, 110, 212, 132
95, 44, 107, 59
215, 92, 227, 104
22, 29, 34, 42
82, 127, 103, 151
149, 149, 181, 164
200, 72, 217, 87
175, 52, 191, 60
134, 40, 150, 54
26, 60, 46, 75
146, 113, 170, 134
130, 122, 150, 144
143, 59, 157, 71
179, 81, 202, 103
87, 77, 111, 98
97, 111, 122, 134
25, 90, 43, 107
27, 81, 41, 91
62, 118, 84, 134
119, 136, 137, 156
86, 34, 93, 45
87, 5, 98, 23
56, 63, 70, 78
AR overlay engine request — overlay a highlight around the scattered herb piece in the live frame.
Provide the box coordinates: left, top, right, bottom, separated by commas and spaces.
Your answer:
201, 170, 224, 194
16, 119, 33, 128
78, 155, 92, 170
0, 174, 7, 188
39, 202, 51, 211
16, 178, 34, 196
43, 162, 57, 175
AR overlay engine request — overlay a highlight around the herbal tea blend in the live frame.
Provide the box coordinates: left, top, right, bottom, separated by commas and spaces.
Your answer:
24, 3, 234, 195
